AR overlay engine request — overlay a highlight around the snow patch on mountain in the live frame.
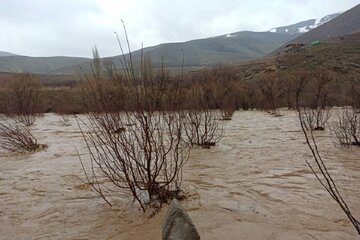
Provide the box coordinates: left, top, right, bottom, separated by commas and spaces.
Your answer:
298, 26, 308, 33
225, 34, 238, 38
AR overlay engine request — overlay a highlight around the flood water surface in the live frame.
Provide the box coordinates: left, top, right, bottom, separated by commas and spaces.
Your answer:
1, 110, 359, 239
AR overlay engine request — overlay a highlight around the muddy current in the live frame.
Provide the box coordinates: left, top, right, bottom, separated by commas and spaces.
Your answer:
0, 110, 359, 240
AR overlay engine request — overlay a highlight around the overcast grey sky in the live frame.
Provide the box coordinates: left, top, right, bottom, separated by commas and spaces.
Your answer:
0, 0, 359, 57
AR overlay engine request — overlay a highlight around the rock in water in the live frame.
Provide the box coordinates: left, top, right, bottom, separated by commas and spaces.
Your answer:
162, 199, 200, 240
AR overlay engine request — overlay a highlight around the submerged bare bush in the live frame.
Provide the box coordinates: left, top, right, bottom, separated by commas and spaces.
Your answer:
347, 76, 360, 110
15, 114, 37, 127
220, 108, 235, 121
183, 110, 224, 148
59, 114, 72, 126
78, 110, 190, 211
0, 117, 40, 152
300, 106, 331, 131
258, 73, 284, 117
238, 81, 259, 110
218, 81, 237, 120
302, 70, 334, 130
331, 108, 360, 147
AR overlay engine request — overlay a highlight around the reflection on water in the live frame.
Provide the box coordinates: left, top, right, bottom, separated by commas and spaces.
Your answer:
0, 111, 359, 239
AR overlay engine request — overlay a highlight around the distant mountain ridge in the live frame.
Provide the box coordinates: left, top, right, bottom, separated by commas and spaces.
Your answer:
111, 31, 300, 68
0, 30, 301, 74
269, 13, 341, 34
0, 9, 354, 74
0, 55, 90, 74
0, 51, 18, 57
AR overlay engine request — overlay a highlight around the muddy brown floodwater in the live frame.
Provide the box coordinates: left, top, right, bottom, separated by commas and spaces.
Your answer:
0, 110, 359, 240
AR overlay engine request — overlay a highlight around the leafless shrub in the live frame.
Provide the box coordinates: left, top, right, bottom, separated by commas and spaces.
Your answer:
294, 69, 309, 109
218, 82, 237, 120
59, 114, 72, 126
348, 76, 360, 110
79, 62, 123, 113
183, 110, 224, 148
331, 108, 360, 147
282, 70, 311, 110
300, 70, 334, 130
300, 106, 331, 131
298, 109, 360, 236
279, 72, 296, 110
258, 72, 284, 117
220, 108, 235, 121
180, 76, 225, 147
238, 81, 259, 111
4, 73, 43, 126
16, 114, 38, 127
49, 87, 84, 115
77, 110, 190, 211
0, 116, 41, 152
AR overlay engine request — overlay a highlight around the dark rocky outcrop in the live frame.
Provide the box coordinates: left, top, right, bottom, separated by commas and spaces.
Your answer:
162, 199, 200, 240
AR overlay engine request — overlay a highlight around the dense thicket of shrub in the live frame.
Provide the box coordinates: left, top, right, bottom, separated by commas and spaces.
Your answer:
0, 65, 359, 115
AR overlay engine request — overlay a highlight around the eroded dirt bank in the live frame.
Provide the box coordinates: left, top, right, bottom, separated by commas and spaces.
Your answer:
0, 110, 359, 239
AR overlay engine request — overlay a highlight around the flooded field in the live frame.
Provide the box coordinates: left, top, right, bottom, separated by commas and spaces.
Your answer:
0, 110, 359, 239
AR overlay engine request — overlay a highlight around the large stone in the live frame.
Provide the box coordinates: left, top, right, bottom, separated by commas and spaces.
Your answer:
162, 199, 200, 240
